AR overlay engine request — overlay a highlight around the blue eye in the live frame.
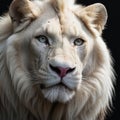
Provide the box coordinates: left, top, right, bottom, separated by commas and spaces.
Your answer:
36, 35, 49, 45
74, 38, 84, 46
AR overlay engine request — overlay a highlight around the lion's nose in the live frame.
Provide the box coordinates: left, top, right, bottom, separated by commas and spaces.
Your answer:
49, 64, 75, 78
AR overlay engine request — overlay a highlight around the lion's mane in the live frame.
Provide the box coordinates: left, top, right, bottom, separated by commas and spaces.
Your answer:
0, 0, 115, 120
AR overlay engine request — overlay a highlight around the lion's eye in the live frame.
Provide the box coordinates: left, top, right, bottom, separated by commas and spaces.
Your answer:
74, 38, 84, 46
36, 35, 49, 45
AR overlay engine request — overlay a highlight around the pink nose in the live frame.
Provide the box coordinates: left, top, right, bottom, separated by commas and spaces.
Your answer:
58, 67, 70, 78
50, 65, 75, 78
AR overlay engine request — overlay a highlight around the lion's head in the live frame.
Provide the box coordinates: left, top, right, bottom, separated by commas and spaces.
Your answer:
0, 0, 115, 119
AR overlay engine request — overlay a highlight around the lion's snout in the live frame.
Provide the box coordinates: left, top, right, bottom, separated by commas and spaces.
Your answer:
48, 55, 77, 77
49, 64, 76, 78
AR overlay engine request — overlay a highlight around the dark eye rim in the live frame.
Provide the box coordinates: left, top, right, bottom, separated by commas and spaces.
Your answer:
73, 38, 84, 46
35, 35, 49, 45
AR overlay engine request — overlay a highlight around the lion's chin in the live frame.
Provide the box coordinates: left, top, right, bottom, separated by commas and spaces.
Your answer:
41, 85, 75, 103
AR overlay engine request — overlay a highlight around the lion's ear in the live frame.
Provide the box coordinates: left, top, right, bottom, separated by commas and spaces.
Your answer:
75, 3, 108, 34
9, 0, 40, 32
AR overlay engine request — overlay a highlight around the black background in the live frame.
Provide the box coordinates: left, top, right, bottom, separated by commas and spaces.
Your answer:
0, 0, 120, 120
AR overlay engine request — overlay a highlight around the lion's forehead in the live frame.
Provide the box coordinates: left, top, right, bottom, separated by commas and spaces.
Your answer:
31, 8, 85, 40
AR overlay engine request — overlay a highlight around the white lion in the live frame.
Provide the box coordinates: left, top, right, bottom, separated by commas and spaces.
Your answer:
0, 0, 115, 120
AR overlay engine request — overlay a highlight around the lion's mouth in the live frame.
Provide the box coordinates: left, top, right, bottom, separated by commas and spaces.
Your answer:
40, 82, 73, 91
40, 82, 75, 103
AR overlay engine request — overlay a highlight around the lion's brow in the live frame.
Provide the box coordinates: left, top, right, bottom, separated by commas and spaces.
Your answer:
44, 22, 81, 40
44, 23, 62, 38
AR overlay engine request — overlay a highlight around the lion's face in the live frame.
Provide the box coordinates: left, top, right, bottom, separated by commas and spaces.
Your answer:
5, 0, 109, 106
29, 9, 90, 103
7, 6, 94, 103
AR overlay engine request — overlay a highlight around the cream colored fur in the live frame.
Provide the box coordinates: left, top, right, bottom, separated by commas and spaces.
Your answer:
0, 0, 115, 120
